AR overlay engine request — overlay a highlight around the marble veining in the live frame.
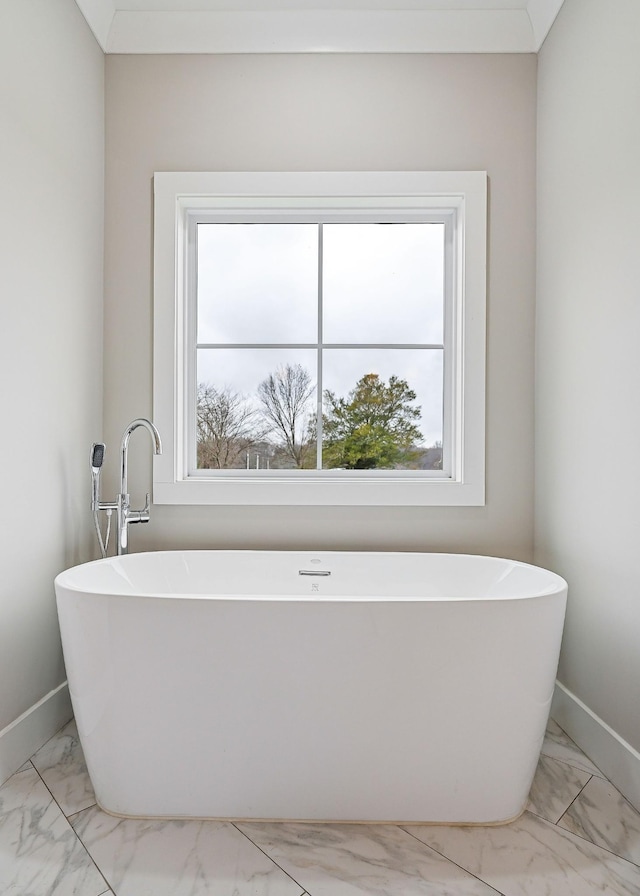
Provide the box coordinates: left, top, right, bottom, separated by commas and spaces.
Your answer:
30, 719, 97, 818
2, 717, 638, 896
70, 804, 305, 896
403, 810, 640, 896
558, 775, 640, 866
540, 720, 605, 778
0, 764, 107, 896
236, 821, 502, 895
527, 753, 591, 824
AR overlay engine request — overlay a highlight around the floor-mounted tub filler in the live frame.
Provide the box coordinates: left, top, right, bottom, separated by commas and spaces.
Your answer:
54, 550, 567, 825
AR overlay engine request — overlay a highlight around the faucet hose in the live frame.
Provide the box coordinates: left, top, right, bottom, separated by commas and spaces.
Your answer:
93, 507, 112, 559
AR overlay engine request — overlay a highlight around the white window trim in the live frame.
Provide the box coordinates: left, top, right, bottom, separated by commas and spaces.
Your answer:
153, 171, 486, 506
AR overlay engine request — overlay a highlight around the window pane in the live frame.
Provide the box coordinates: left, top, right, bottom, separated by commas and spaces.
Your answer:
323, 223, 444, 345
197, 224, 318, 344
322, 349, 443, 470
197, 348, 318, 470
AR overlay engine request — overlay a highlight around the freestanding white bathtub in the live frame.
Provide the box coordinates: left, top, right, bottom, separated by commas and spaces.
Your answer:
55, 550, 567, 824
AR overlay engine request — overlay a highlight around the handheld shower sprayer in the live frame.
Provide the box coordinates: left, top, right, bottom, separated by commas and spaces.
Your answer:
90, 442, 105, 512
91, 441, 112, 558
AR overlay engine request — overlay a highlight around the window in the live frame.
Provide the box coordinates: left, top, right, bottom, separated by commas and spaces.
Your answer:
153, 172, 486, 505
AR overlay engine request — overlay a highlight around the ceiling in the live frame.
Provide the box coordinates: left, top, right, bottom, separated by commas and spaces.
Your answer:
74, 0, 565, 54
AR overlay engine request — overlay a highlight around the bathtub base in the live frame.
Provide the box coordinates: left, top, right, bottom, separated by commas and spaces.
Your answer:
94, 798, 530, 827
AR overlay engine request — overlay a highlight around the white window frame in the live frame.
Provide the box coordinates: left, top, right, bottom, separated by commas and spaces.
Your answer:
153, 171, 486, 506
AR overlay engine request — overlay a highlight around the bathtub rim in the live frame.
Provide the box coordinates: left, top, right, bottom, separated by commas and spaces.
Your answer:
54, 549, 568, 603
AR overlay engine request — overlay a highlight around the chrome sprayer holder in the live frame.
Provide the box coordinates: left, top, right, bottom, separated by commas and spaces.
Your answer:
91, 418, 162, 557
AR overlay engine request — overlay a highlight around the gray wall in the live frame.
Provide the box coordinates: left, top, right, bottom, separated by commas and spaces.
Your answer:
104, 53, 537, 559
0, 0, 104, 731
535, 0, 640, 751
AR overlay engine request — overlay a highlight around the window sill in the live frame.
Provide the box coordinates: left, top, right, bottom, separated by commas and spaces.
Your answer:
152, 473, 484, 506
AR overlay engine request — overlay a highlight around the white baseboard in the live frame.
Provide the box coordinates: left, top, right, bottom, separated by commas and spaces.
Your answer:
552, 681, 640, 813
0, 682, 73, 787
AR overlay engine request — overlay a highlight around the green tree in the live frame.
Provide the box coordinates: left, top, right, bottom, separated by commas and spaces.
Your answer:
323, 373, 423, 470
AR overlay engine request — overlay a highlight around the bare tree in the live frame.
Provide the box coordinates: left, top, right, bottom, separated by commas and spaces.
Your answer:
257, 364, 316, 469
197, 383, 266, 469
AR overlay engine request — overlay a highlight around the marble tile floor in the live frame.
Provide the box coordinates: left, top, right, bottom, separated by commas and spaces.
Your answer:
1, 717, 640, 895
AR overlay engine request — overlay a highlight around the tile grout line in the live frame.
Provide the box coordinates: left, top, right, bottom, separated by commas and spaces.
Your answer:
539, 750, 605, 779
552, 792, 640, 870
543, 724, 606, 777
67, 803, 98, 824
231, 822, 308, 895
398, 824, 507, 896
534, 808, 640, 871
527, 771, 595, 826
72, 815, 119, 895
404, 809, 640, 890
28, 759, 95, 822
28, 762, 111, 894
550, 740, 640, 853
554, 775, 593, 827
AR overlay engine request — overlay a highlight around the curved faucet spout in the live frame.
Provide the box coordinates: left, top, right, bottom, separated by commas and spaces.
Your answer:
120, 418, 163, 497
92, 418, 163, 557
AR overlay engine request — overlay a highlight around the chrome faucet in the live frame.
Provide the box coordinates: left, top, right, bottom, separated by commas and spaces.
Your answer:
91, 418, 163, 556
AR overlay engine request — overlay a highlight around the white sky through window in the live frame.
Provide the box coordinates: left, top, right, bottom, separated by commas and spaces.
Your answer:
196, 221, 446, 458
